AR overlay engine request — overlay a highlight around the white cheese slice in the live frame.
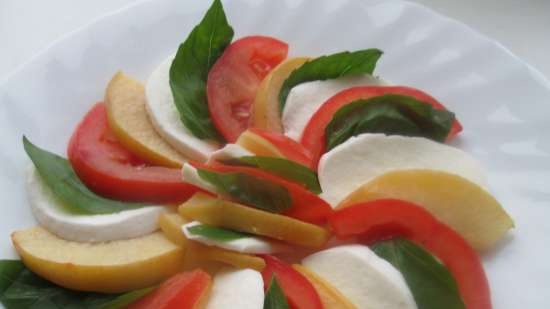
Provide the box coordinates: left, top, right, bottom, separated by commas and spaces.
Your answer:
205, 268, 264, 309
318, 133, 487, 206
181, 163, 219, 194
207, 144, 253, 164
282, 75, 387, 141
27, 167, 164, 243
182, 221, 283, 254
302, 245, 417, 309
145, 56, 219, 162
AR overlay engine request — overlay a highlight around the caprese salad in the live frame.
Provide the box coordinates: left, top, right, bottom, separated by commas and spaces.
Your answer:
0, 1, 515, 309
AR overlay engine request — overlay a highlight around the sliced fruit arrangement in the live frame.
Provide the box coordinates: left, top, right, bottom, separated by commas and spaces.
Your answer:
11, 227, 185, 293
182, 163, 332, 224
338, 170, 514, 250
329, 199, 492, 309
105, 71, 187, 168
179, 193, 330, 248
318, 133, 487, 206
252, 57, 310, 132
300, 86, 463, 166
207, 36, 288, 142
4, 0, 515, 308
67, 103, 200, 204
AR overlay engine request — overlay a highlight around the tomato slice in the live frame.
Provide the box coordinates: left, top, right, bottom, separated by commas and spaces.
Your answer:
68, 103, 201, 204
329, 199, 491, 309
192, 162, 333, 224
248, 128, 314, 168
260, 255, 324, 309
300, 86, 463, 165
126, 270, 211, 309
207, 36, 288, 142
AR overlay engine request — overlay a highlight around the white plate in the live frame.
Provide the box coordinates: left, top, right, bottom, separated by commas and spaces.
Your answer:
1, 0, 549, 307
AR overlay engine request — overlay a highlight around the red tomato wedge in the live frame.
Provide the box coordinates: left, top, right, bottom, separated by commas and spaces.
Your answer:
260, 255, 324, 309
192, 162, 332, 224
248, 128, 314, 168
300, 86, 463, 165
126, 270, 211, 309
207, 36, 288, 142
68, 103, 201, 204
329, 199, 491, 309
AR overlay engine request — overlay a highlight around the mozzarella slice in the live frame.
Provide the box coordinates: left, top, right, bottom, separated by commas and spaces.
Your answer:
27, 167, 164, 243
318, 133, 487, 206
205, 268, 264, 309
145, 56, 219, 162
302, 245, 417, 309
181, 163, 219, 194
182, 221, 283, 254
282, 75, 387, 141
207, 144, 253, 164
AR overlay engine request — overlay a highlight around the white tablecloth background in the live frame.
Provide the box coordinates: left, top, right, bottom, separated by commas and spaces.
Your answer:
1, 0, 549, 82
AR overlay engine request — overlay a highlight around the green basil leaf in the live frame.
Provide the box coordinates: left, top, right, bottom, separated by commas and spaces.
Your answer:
187, 223, 252, 242
23, 137, 146, 215
279, 49, 383, 111
372, 239, 465, 309
169, 0, 234, 142
99, 287, 154, 309
325, 94, 455, 150
197, 168, 292, 213
0, 260, 150, 309
263, 277, 290, 309
222, 156, 321, 194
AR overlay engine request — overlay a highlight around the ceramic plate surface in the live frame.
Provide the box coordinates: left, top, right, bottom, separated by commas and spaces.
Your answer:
1, 0, 549, 307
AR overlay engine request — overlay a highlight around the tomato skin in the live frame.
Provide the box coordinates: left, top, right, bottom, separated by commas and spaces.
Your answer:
207, 36, 289, 142
329, 199, 491, 309
193, 162, 333, 224
260, 255, 324, 309
300, 86, 463, 165
249, 128, 314, 168
68, 103, 201, 204
126, 270, 211, 309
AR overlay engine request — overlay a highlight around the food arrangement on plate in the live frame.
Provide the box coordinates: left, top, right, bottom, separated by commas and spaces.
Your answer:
0, 0, 515, 308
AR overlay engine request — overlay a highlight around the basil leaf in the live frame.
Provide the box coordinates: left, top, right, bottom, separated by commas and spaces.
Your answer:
197, 168, 292, 213
372, 239, 465, 309
23, 137, 146, 215
263, 277, 290, 309
169, 0, 234, 142
279, 49, 383, 111
0, 260, 150, 309
99, 287, 154, 309
222, 156, 321, 194
325, 94, 455, 150
187, 223, 252, 242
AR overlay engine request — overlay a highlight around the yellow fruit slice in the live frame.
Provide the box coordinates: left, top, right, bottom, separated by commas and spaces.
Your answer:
179, 193, 330, 248
11, 226, 185, 293
158, 212, 191, 247
339, 169, 514, 250
105, 71, 186, 167
293, 265, 358, 309
252, 57, 310, 132
236, 130, 285, 158
159, 213, 266, 272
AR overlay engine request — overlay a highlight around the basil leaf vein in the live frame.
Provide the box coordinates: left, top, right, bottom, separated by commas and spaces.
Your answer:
0, 260, 151, 309
169, 0, 234, 142
187, 223, 252, 242
263, 276, 290, 309
372, 239, 465, 309
23, 137, 146, 215
279, 49, 383, 111
325, 94, 455, 150
197, 168, 292, 213
222, 156, 321, 194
